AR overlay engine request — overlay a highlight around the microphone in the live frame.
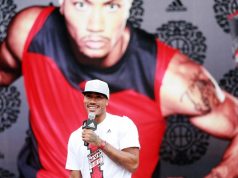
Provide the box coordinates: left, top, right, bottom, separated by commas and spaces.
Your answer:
82, 112, 97, 146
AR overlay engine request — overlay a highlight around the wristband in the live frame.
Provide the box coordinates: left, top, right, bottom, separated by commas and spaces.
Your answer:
99, 140, 106, 150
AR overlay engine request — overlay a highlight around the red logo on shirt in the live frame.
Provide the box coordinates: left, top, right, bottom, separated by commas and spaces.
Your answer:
88, 145, 104, 178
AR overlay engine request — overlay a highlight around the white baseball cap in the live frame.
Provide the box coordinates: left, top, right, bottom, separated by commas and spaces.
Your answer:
83, 79, 110, 99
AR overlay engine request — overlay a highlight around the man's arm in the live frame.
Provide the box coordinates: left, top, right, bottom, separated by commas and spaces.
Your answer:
0, 6, 43, 86
70, 170, 82, 178
160, 52, 238, 177
0, 41, 21, 85
82, 129, 139, 173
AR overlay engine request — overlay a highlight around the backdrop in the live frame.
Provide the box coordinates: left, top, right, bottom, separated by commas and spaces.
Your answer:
0, 0, 237, 177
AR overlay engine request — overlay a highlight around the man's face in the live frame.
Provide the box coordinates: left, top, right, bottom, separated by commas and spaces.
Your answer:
61, 0, 131, 58
83, 92, 108, 116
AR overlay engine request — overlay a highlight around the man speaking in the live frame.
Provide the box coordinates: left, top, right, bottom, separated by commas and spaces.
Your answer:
66, 79, 140, 178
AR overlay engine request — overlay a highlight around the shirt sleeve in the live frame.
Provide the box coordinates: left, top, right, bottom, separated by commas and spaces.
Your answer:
119, 116, 140, 150
65, 131, 82, 170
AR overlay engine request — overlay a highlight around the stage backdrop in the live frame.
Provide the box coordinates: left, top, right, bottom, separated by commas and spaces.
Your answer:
0, 0, 237, 177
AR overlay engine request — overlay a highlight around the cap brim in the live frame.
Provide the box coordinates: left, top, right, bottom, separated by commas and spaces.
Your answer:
82, 91, 108, 99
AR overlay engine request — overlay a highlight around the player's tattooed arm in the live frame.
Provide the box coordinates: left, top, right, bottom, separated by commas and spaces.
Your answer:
180, 72, 220, 114
160, 52, 225, 116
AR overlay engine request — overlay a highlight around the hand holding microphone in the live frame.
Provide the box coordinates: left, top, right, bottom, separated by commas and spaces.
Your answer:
82, 112, 97, 146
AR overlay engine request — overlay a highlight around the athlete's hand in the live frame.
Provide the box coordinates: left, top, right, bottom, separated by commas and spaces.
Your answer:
82, 129, 101, 147
204, 146, 238, 178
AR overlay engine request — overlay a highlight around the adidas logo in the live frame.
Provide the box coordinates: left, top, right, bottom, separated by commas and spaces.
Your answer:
88, 122, 96, 128
107, 129, 111, 133
166, 0, 187, 12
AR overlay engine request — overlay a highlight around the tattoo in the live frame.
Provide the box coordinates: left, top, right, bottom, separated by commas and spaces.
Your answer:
181, 73, 220, 113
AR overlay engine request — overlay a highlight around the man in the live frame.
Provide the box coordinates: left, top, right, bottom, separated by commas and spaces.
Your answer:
0, 0, 238, 177
65, 79, 140, 178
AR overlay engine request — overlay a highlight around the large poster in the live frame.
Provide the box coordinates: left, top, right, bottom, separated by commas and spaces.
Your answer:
0, 0, 237, 177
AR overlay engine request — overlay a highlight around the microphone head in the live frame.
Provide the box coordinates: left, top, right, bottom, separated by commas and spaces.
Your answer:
88, 112, 96, 120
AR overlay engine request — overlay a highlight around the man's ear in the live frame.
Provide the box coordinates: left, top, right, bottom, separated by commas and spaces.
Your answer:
125, 0, 133, 19
59, 0, 64, 14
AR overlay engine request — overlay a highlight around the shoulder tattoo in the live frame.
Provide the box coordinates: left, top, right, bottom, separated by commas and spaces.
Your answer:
180, 73, 221, 113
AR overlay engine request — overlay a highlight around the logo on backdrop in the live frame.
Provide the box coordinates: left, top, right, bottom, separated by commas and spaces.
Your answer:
219, 67, 238, 97
214, 0, 238, 33
128, 0, 144, 28
156, 21, 209, 165
0, 1, 19, 177
0, 168, 15, 178
160, 115, 210, 165
0, 0, 17, 42
0, 86, 21, 132
155, 20, 207, 64
166, 0, 187, 12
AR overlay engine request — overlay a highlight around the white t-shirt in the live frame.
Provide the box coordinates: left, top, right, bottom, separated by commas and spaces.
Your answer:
66, 113, 140, 178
